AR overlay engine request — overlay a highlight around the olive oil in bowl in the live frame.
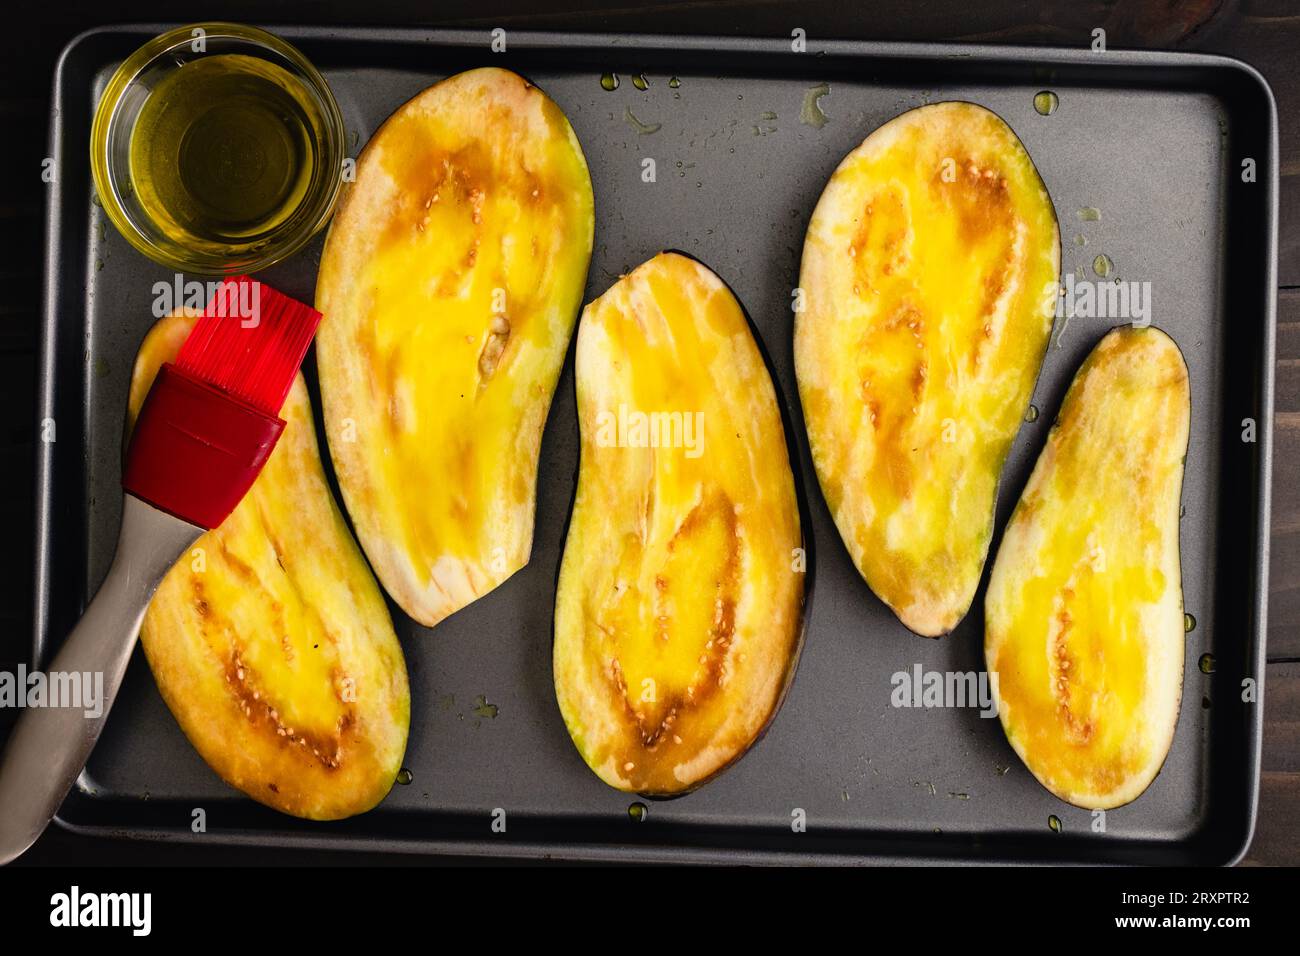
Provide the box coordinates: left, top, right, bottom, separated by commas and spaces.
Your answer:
130, 54, 324, 249
91, 23, 344, 273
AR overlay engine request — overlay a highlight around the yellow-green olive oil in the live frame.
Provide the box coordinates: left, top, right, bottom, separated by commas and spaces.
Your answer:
129, 54, 326, 248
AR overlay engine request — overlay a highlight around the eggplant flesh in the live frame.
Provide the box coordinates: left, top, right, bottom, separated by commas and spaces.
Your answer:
985, 326, 1189, 810
315, 67, 595, 626
554, 253, 807, 795
128, 312, 411, 821
795, 101, 1061, 636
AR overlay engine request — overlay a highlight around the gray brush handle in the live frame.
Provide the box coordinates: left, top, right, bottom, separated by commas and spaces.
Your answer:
0, 494, 202, 864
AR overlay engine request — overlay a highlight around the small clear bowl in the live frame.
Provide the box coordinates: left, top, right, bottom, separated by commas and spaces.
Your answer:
90, 22, 345, 275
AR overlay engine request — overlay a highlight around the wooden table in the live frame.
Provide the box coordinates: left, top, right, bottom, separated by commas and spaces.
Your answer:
5, 0, 1295, 865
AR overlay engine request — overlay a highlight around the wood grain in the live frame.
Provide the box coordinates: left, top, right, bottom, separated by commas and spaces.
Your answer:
1269, 290, 1299, 662
1242, 662, 1300, 863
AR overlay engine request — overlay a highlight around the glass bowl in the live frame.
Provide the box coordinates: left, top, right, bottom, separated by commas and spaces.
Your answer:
90, 22, 345, 275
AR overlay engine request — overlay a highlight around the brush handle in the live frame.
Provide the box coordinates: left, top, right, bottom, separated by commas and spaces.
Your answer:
0, 495, 202, 864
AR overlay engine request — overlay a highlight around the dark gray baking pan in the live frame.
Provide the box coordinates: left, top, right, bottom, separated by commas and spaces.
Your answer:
36, 25, 1276, 864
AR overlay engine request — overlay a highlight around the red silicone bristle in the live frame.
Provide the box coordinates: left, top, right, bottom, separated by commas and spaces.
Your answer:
174, 276, 322, 416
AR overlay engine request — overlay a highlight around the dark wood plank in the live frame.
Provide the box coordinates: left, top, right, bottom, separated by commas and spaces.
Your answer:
1277, 289, 1300, 416
1269, 289, 1300, 658
1262, 661, 1300, 772
1240, 772, 1300, 865
1242, 661, 1299, 865
1268, 525, 1300, 659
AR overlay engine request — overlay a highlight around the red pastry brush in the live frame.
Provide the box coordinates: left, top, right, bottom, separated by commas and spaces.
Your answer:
0, 276, 320, 863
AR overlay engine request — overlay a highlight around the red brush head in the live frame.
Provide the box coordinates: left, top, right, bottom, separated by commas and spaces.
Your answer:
175, 276, 322, 416
123, 277, 323, 529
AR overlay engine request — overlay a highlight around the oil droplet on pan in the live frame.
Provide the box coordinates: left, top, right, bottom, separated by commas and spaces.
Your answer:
1048, 815, 1062, 833
1077, 207, 1102, 222
668, 76, 681, 89
1092, 253, 1113, 278
800, 82, 831, 129
396, 768, 413, 785
1025, 404, 1040, 423
1073, 234, 1087, 247
1184, 612, 1196, 633
600, 73, 619, 91
1199, 653, 1216, 675
472, 694, 498, 718
631, 73, 649, 91
1033, 90, 1059, 115
628, 802, 648, 823
623, 108, 662, 135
